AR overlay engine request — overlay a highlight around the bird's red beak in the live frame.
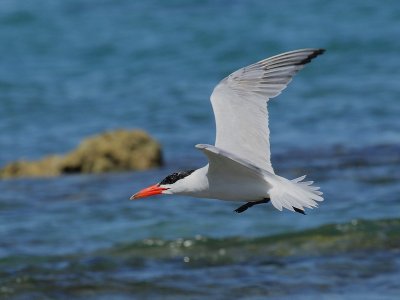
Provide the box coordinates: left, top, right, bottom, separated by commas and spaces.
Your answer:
130, 184, 168, 200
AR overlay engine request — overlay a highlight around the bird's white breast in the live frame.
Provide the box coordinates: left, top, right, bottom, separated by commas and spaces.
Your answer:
171, 165, 271, 202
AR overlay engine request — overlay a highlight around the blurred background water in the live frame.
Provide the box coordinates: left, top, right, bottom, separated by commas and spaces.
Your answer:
0, 0, 400, 299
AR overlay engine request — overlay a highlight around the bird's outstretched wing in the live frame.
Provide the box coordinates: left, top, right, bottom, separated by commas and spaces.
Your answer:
210, 49, 325, 173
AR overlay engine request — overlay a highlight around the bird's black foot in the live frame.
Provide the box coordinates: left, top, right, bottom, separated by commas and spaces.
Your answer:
234, 198, 270, 213
234, 203, 253, 213
293, 207, 306, 215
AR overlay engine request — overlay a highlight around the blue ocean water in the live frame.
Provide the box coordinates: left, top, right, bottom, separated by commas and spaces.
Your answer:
1, 0, 400, 299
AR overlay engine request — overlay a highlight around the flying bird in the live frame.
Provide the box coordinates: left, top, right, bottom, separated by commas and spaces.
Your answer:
131, 49, 325, 214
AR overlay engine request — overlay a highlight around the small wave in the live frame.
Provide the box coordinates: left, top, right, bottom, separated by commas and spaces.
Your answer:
273, 143, 400, 172
0, 11, 36, 26
100, 217, 400, 263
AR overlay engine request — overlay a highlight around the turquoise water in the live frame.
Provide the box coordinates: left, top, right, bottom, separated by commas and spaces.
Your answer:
1, 0, 400, 299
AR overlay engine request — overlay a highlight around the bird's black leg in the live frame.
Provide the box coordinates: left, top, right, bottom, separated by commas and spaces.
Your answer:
234, 198, 270, 213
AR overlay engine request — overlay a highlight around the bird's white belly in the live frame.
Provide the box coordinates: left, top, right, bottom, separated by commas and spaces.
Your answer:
204, 176, 270, 202
209, 184, 269, 201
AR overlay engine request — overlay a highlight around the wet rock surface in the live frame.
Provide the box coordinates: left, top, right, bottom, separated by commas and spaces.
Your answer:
0, 130, 163, 179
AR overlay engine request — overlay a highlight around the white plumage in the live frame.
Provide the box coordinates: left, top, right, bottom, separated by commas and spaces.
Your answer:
132, 49, 325, 214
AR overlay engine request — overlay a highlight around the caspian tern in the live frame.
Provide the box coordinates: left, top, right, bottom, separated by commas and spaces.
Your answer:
131, 49, 325, 214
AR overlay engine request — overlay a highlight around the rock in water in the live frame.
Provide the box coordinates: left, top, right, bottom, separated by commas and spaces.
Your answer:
0, 130, 163, 179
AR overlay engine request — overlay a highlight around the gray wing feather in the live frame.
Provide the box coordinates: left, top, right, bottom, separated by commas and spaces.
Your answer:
210, 49, 325, 173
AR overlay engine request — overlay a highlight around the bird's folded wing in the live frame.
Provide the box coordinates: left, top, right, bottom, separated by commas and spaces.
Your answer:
196, 144, 324, 213
210, 49, 325, 173
196, 144, 270, 178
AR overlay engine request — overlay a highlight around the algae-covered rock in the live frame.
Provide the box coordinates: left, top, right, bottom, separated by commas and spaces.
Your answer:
0, 130, 163, 179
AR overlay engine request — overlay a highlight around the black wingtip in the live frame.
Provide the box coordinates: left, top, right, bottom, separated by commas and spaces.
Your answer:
293, 207, 306, 215
297, 48, 326, 66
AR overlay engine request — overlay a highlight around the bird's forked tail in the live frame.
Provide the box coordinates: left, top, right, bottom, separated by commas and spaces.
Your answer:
267, 174, 324, 214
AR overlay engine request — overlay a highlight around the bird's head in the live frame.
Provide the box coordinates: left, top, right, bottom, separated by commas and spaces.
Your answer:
130, 170, 195, 200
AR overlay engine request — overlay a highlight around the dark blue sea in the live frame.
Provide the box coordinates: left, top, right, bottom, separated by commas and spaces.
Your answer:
1, 0, 400, 299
